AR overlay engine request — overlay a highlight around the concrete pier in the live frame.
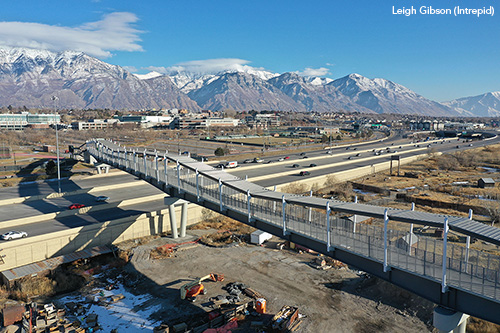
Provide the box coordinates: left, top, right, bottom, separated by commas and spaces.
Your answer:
433, 307, 469, 333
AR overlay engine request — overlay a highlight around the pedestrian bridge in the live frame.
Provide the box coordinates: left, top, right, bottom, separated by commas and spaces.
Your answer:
87, 139, 500, 325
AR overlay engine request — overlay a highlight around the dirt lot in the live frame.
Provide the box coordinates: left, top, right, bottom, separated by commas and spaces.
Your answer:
112, 229, 435, 333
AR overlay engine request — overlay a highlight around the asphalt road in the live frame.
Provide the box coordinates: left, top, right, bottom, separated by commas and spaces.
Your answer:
227, 134, 500, 187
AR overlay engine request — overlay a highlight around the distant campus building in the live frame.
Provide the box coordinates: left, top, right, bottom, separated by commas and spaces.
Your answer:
0, 113, 60, 130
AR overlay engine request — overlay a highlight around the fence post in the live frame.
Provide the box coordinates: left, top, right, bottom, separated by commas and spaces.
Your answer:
143, 149, 147, 177
195, 168, 200, 201
409, 202, 415, 255
383, 209, 390, 272
219, 178, 223, 212
155, 152, 159, 181
164, 155, 168, 186
282, 195, 287, 236
176, 160, 181, 191
123, 148, 128, 169
247, 189, 252, 222
442, 217, 449, 293
326, 201, 331, 252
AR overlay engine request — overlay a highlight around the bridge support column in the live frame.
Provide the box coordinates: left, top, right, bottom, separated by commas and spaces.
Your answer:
433, 307, 469, 333
168, 205, 178, 239
180, 202, 188, 238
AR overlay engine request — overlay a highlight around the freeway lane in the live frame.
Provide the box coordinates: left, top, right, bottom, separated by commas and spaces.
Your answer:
0, 172, 139, 200
0, 198, 168, 238
0, 183, 165, 222
228, 134, 500, 187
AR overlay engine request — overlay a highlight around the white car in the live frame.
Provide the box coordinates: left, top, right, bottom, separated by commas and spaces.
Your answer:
95, 196, 109, 202
1, 231, 28, 241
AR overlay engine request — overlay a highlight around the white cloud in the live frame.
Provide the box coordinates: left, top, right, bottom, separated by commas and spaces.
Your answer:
145, 58, 266, 75
122, 66, 138, 73
0, 12, 143, 58
295, 67, 330, 77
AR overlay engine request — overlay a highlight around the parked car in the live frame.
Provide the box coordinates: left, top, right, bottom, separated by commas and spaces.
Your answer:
309, 163, 317, 167
292, 164, 300, 168
299, 171, 310, 176
69, 203, 85, 210
95, 196, 109, 202
1, 231, 27, 241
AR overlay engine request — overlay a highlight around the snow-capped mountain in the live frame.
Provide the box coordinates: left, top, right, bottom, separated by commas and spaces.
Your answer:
165, 67, 279, 94
444, 92, 500, 117
134, 71, 163, 80
0, 47, 199, 110
329, 74, 457, 116
0, 47, 468, 116
187, 72, 304, 111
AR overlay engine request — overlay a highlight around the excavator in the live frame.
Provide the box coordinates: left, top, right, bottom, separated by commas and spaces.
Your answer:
180, 273, 224, 302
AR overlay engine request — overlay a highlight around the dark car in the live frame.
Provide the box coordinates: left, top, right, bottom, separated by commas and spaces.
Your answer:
309, 163, 317, 167
299, 152, 306, 156
291, 164, 300, 168
69, 203, 85, 210
302, 156, 309, 159
299, 171, 310, 176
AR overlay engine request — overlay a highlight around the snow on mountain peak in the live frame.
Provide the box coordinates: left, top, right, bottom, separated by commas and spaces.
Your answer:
134, 71, 163, 80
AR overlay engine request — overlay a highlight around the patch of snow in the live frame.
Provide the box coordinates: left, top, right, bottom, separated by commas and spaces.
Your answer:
58, 282, 160, 332
134, 71, 163, 80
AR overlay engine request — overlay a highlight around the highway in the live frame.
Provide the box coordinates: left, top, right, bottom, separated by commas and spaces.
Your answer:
225, 134, 500, 187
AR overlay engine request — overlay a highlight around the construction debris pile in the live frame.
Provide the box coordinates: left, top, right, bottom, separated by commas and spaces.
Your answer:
156, 277, 305, 333
1, 300, 100, 333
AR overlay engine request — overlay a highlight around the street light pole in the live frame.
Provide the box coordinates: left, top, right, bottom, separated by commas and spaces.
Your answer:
52, 96, 61, 193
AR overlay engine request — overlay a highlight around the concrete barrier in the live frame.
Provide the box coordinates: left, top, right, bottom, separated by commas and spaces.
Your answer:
0, 202, 205, 270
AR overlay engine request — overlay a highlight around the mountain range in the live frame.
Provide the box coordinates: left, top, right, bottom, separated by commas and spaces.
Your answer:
0, 47, 497, 117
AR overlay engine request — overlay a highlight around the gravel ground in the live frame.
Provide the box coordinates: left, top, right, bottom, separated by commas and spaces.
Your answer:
116, 231, 435, 332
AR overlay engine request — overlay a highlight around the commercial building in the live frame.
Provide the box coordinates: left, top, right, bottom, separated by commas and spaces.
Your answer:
0, 113, 60, 130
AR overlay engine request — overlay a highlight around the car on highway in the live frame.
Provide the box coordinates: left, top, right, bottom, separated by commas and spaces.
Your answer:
299, 152, 306, 156
95, 196, 109, 202
355, 153, 360, 157
243, 159, 253, 164
291, 164, 300, 168
309, 163, 317, 167
284, 156, 290, 159
69, 203, 85, 210
278, 158, 285, 161
326, 151, 333, 154
302, 156, 309, 159
299, 171, 310, 176
1, 231, 27, 241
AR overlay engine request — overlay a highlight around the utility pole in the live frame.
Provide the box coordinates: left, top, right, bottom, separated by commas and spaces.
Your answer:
52, 96, 61, 193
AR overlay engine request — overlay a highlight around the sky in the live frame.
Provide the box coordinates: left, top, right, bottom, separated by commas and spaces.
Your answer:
0, 0, 498, 101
